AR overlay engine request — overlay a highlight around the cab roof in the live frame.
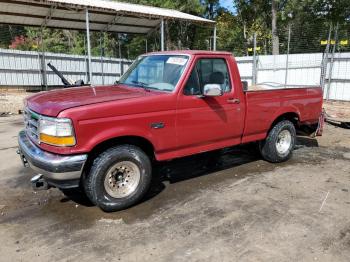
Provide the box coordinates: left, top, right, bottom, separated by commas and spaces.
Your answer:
145, 50, 233, 56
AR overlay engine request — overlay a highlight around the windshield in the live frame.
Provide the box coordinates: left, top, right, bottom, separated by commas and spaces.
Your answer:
119, 55, 189, 92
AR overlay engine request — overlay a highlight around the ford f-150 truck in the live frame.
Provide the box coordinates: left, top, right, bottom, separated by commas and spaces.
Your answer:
18, 51, 323, 212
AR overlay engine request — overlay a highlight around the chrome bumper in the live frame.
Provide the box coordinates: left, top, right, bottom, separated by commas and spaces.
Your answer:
17, 130, 87, 181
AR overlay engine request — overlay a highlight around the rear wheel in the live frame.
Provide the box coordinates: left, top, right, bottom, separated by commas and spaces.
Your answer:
259, 120, 296, 163
83, 145, 152, 212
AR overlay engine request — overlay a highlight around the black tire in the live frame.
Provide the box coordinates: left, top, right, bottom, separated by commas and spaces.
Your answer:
83, 145, 152, 212
259, 120, 296, 163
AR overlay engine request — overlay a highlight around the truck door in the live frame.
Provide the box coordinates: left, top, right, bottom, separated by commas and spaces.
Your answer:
176, 56, 245, 152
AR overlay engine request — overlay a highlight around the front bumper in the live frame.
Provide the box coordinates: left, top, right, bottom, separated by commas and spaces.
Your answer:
18, 130, 87, 188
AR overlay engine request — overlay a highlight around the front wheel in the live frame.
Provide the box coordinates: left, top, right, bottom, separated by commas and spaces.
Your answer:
259, 120, 296, 163
83, 145, 152, 212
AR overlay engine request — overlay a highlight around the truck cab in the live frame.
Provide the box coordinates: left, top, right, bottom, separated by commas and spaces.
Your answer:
18, 51, 323, 212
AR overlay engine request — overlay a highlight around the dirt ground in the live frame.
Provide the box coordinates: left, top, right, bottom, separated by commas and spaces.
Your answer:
0, 115, 349, 262
324, 100, 350, 123
0, 90, 30, 114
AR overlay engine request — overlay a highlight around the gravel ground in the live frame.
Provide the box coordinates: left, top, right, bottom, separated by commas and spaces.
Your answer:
0, 115, 349, 261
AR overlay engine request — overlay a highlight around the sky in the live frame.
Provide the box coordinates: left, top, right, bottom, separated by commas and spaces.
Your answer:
219, 0, 235, 13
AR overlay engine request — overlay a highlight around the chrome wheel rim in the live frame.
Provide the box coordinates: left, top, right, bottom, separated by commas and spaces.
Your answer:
276, 130, 292, 155
104, 161, 141, 198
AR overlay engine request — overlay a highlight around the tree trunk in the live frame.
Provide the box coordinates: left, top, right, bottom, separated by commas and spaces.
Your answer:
271, 0, 279, 55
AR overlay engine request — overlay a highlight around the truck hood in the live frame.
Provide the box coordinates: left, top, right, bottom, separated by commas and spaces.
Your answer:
26, 85, 153, 116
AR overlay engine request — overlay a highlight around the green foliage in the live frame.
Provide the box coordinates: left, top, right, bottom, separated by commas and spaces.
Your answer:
0, 0, 349, 57
118, 0, 213, 55
233, 0, 350, 54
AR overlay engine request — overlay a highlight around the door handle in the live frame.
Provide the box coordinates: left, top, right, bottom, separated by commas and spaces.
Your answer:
227, 98, 240, 104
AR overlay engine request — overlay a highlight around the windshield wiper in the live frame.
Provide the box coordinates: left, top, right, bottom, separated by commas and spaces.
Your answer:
131, 80, 149, 88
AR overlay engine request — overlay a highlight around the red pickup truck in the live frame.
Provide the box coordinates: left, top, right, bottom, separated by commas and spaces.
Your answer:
18, 51, 323, 211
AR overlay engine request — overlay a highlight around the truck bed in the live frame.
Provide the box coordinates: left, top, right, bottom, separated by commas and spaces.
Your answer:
242, 87, 323, 143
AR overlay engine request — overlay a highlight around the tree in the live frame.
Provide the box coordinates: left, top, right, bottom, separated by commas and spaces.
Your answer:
3, 0, 349, 57
119, 0, 207, 52
216, 9, 246, 55
312, 0, 350, 23
271, 0, 279, 54
233, 0, 271, 54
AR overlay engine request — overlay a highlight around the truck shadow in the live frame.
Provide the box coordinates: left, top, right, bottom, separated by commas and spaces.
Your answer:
62, 144, 261, 206
145, 136, 319, 202
145, 146, 257, 199
296, 136, 319, 148
63, 136, 319, 207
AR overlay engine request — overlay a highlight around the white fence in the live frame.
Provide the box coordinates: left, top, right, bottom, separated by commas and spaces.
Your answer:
1, 48, 350, 101
0, 48, 132, 88
236, 52, 350, 101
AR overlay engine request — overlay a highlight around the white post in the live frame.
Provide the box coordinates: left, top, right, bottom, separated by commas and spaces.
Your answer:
326, 22, 339, 100
99, 32, 104, 85
213, 25, 217, 51
252, 32, 257, 85
160, 18, 165, 51
86, 8, 93, 84
213, 25, 216, 51
118, 34, 123, 77
321, 24, 332, 91
284, 23, 291, 88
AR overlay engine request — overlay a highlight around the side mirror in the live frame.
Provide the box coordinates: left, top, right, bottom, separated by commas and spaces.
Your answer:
242, 81, 248, 92
203, 84, 223, 97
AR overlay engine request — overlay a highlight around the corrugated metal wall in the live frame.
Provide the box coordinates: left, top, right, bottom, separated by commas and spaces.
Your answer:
325, 53, 350, 101
0, 48, 132, 87
257, 53, 322, 86
1, 49, 350, 101
236, 52, 350, 101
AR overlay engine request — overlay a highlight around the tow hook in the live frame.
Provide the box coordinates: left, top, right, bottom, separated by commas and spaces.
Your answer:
17, 149, 29, 167
30, 174, 50, 191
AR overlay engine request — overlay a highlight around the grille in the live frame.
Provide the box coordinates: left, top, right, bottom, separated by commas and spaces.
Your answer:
24, 108, 40, 143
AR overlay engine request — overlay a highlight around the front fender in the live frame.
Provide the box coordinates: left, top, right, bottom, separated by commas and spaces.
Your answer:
81, 124, 156, 152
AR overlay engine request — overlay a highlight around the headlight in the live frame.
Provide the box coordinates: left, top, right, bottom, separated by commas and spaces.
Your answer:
39, 117, 76, 147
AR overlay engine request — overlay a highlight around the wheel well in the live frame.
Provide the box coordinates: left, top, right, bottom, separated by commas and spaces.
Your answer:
270, 112, 299, 131
92, 136, 154, 158
83, 136, 155, 176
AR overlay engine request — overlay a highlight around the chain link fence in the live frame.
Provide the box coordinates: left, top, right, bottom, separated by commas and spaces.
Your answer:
235, 21, 350, 101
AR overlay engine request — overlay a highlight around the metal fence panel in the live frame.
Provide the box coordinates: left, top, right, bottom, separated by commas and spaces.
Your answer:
235, 57, 254, 85
236, 52, 350, 101
1, 48, 350, 101
0, 48, 132, 88
326, 53, 350, 100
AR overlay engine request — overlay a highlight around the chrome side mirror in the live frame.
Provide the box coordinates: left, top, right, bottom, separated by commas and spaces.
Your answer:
203, 84, 223, 97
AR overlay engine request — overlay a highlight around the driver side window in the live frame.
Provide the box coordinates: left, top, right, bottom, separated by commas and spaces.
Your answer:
184, 58, 231, 96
